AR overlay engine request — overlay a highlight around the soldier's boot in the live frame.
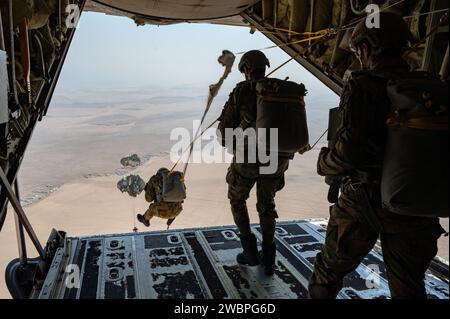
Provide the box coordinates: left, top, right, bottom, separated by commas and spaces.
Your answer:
137, 214, 150, 227
236, 234, 259, 266
259, 241, 276, 276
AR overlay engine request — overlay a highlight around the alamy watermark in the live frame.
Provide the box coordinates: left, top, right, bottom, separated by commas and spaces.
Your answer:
170, 120, 280, 175
65, 264, 81, 289
65, 4, 81, 29
365, 4, 381, 29
365, 264, 381, 290
62, 3, 381, 31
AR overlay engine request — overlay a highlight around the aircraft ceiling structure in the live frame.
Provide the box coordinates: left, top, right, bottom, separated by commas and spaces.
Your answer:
84, 0, 449, 95
84, 0, 259, 26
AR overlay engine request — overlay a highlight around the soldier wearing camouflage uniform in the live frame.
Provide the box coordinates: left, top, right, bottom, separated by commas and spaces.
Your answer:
137, 168, 183, 227
218, 50, 293, 276
308, 12, 445, 299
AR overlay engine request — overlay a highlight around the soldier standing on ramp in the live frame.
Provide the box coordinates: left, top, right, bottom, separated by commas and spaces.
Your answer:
308, 12, 447, 299
218, 50, 309, 276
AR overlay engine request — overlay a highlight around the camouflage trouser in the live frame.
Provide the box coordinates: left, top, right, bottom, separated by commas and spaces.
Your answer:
226, 158, 290, 244
309, 180, 445, 299
143, 202, 183, 222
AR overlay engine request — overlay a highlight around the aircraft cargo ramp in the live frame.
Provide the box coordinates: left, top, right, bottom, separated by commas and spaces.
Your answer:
33, 220, 449, 299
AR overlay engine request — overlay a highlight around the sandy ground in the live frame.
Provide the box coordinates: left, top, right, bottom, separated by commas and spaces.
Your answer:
0, 88, 447, 298
1, 153, 448, 298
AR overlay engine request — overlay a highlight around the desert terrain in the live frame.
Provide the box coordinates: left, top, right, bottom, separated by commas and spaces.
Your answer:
0, 87, 447, 298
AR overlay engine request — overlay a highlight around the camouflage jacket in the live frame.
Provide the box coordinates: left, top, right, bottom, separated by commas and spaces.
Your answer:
318, 61, 411, 180
144, 173, 183, 213
218, 79, 297, 161
218, 80, 257, 147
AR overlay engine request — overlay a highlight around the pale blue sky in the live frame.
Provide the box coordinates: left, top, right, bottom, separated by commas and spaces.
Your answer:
57, 12, 338, 98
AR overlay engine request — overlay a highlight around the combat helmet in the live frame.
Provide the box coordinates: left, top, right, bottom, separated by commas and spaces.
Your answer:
158, 168, 169, 175
238, 50, 270, 73
350, 12, 413, 56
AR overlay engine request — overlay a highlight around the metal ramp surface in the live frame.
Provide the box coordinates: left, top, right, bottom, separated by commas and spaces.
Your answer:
38, 220, 449, 299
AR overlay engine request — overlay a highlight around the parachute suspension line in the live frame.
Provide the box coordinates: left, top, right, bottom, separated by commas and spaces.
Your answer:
338, 0, 406, 31
176, 51, 235, 179
168, 33, 333, 172
404, 8, 449, 19
234, 1, 446, 57
266, 55, 297, 77
266, 33, 334, 77
404, 10, 448, 56
295, 7, 447, 154
252, 26, 333, 151
338, 2, 448, 32
236, 0, 440, 55
304, 7, 447, 153
170, 33, 329, 172
182, 103, 211, 177
261, 27, 330, 36
310, 129, 329, 150
308, 9, 447, 151
169, 118, 220, 178
259, 29, 333, 152
246, 28, 328, 40
235, 30, 331, 56
232, 1, 448, 61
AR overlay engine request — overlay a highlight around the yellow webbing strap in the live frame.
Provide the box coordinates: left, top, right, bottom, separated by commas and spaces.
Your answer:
387, 116, 449, 131
235, 30, 331, 55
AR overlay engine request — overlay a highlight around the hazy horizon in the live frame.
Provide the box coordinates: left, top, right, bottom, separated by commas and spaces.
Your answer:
23, 10, 341, 201
56, 12, 338, 93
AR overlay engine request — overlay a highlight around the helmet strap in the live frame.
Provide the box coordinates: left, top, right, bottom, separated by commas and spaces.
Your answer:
241, 65, 251, 80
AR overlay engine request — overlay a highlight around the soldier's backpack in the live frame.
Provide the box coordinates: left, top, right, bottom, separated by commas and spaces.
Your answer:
159, 169, 187, 203
255, 78, 309, 155
381, 72, 448, 218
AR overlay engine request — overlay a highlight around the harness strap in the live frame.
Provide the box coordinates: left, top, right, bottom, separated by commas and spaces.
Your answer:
387, 115, 449, 131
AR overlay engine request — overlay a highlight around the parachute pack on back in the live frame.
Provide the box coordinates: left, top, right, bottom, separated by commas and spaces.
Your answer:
155, 169, 187, 203
381, 72, 448, 218
255, 78, 309, 155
